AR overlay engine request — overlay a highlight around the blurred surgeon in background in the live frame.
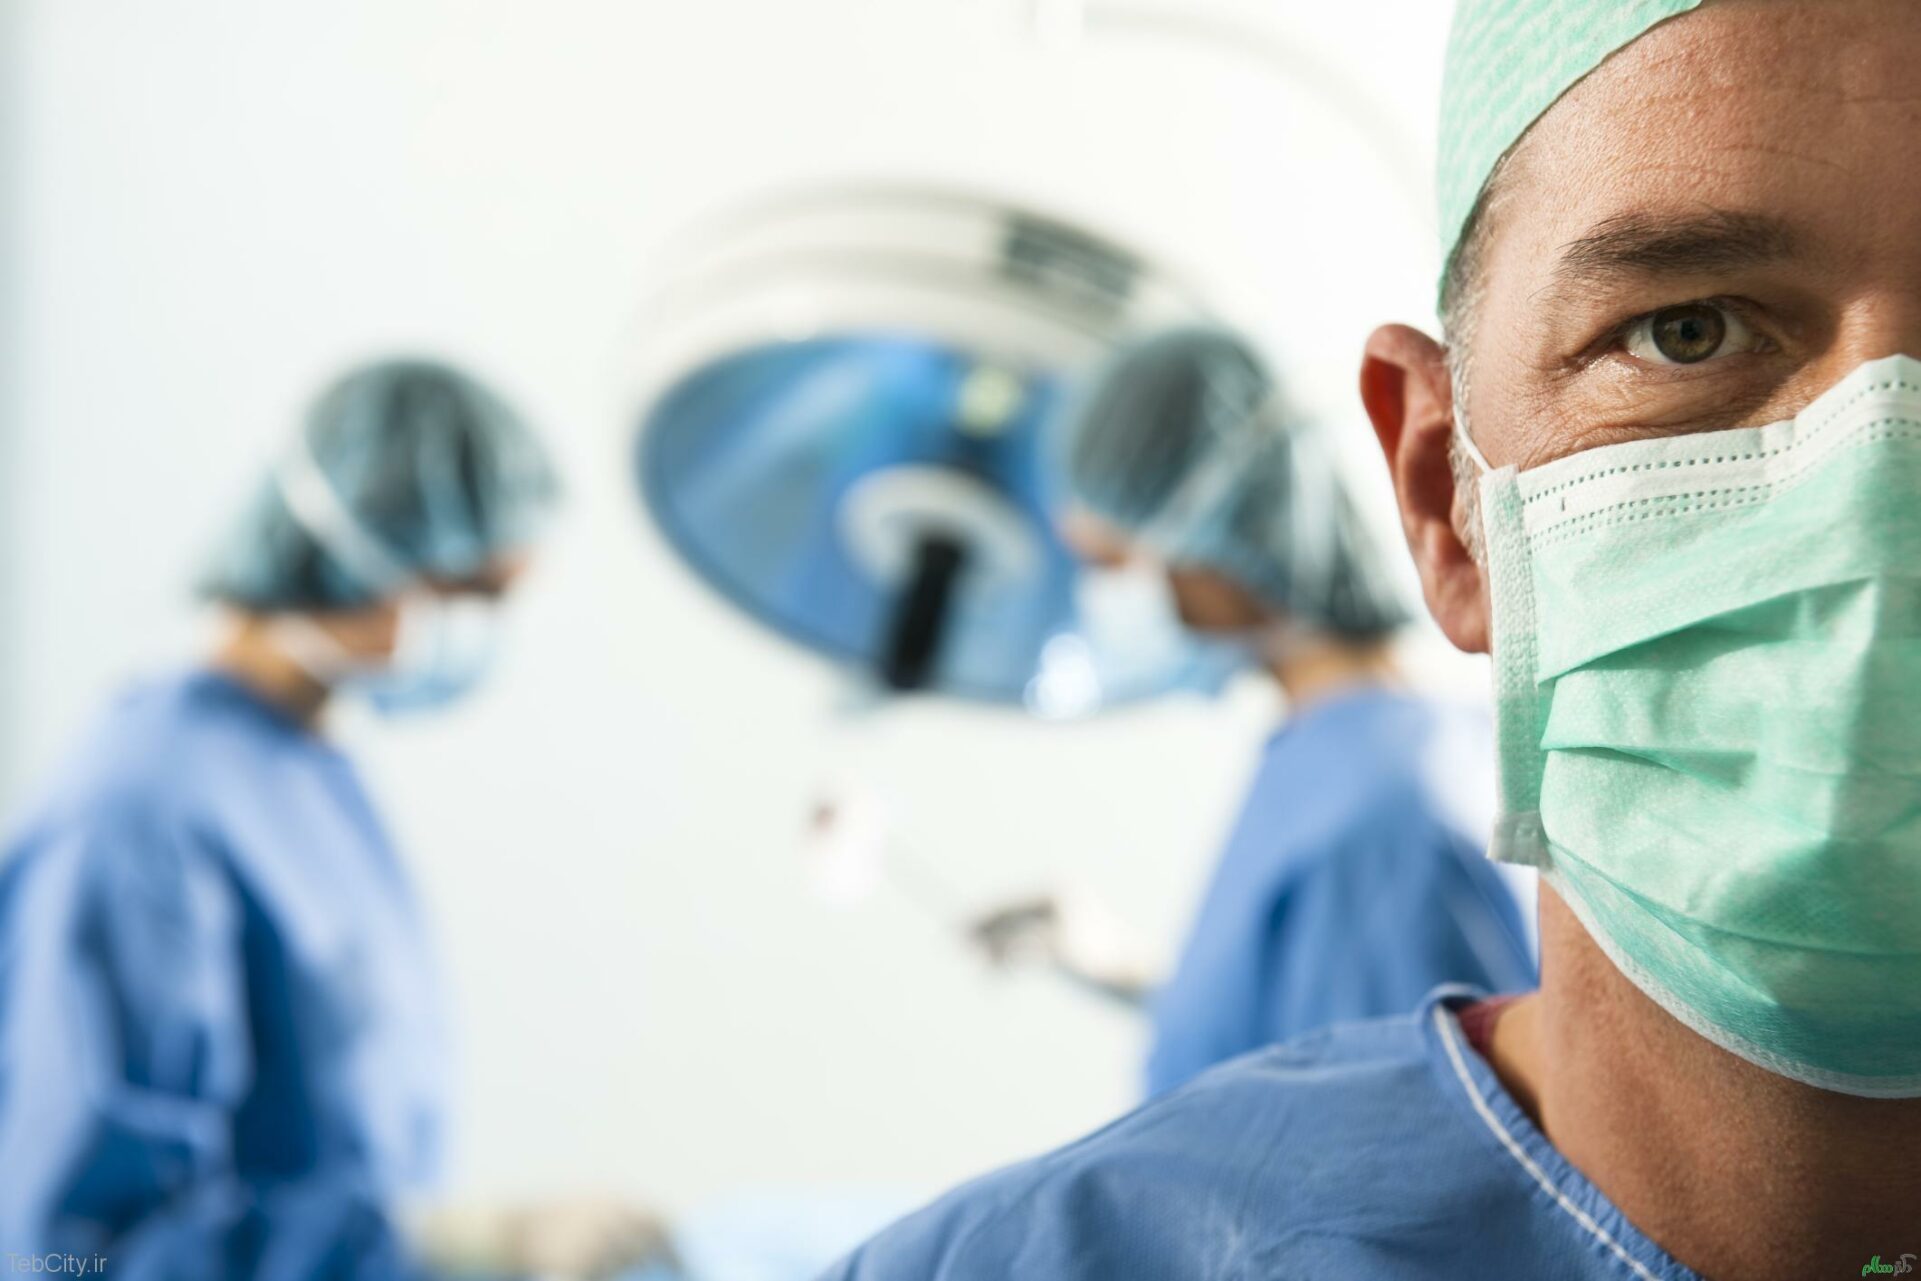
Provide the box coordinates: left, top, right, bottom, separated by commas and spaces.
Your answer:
979, 327, 1534, 1097
0, 361, 659, 1279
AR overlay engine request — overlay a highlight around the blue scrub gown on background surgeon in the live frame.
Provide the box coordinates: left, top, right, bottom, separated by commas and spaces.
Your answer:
0, 670, 446, 1281
823, 988, 1702, 1280
1147, 686, 1535, 1096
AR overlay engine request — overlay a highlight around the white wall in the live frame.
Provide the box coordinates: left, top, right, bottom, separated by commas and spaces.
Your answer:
2, 0, 1456, 1212
2, 0, 23, 796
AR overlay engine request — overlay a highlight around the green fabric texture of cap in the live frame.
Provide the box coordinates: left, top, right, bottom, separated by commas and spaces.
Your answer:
1435, 0, 1702, 298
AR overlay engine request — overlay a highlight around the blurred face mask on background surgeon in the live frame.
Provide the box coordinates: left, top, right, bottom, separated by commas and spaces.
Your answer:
272, 435, 506, 715
1463, 354, 1921, 1097
273, 593, 503, 716
1075, 561, 1251, 699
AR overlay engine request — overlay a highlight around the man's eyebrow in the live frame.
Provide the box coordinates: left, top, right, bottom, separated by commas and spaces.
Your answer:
1551, 209, 1805, 288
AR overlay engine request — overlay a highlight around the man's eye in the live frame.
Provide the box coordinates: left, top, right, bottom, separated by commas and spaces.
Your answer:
1622, 303, 1758, 366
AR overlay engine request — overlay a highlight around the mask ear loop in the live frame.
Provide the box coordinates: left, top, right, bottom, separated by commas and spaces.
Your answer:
1454, 417, 1494, 474
267, 613, 367, 685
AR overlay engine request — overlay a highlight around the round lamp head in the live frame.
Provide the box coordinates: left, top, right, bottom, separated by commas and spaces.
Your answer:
632, 185, 1216, 715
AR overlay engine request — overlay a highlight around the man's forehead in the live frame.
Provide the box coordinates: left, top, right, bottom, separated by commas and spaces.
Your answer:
1482, 0, 1921, 296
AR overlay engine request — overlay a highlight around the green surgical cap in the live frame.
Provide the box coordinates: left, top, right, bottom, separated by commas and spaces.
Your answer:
1437, 0, 1702, 293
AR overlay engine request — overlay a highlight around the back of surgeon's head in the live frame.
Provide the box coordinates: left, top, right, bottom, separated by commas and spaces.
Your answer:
1061, 326, 1408, 641
201, 358, 560, 614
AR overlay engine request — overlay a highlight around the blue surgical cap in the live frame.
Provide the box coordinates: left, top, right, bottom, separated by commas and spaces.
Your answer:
1060, 327, 1409, 639
201, 358, 561, 611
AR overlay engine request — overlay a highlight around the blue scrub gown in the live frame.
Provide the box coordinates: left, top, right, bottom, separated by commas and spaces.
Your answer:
823, 988, 1702, 1280
0, 670, 446, 1280
1147, 687, 1535, 1096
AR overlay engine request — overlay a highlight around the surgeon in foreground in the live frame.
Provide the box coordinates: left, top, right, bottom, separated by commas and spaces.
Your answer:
0, 361, 662, 1278
825, 1, 1921, 1275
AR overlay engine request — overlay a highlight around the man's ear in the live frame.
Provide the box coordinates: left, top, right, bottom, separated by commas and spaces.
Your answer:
1359, 324, 1488, 654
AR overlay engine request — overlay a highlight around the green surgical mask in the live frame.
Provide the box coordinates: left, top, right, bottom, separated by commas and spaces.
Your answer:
1464, 354, 1921, 1097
